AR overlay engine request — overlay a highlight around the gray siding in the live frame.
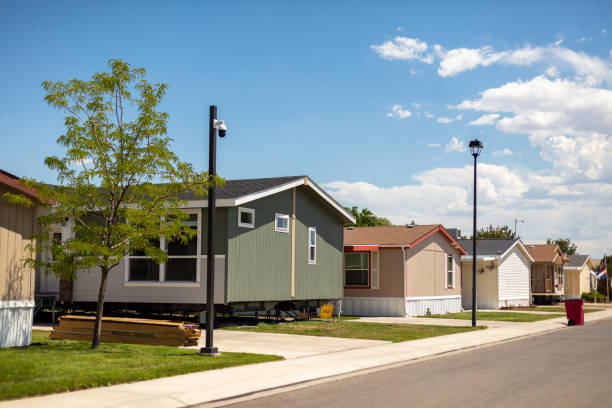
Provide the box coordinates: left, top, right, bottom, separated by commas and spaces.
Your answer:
226, 187, 344, 303
72, 256, 226, 304
294, 188, 343, 300
226, 191, 293, 302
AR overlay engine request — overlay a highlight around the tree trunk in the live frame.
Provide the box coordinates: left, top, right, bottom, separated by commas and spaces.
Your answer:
91, 266, 110, 349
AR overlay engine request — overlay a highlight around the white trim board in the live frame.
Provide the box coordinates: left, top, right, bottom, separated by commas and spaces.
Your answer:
0, 300, 35, 308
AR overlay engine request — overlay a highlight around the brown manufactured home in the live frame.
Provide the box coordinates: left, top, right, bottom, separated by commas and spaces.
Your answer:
342, 225, 466, 316
526, 244, 568, 304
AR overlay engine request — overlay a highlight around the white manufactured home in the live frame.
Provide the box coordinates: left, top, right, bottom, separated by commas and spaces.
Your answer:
458, 239, 534, 309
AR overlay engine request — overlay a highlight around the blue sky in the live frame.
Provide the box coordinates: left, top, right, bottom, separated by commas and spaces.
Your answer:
1, 1, 611, 256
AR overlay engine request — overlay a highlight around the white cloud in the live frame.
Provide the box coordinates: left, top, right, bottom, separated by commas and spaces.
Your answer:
370, 37, 434, 63
578, 36, 593, 43
437, 116, 454, 124
426, 143, 441, 147
425, 112, 434, 119
492, 148, 513, 157
371, 36, 612, 83
411, 102, 421, 109
386, 104, 412, 119
457, 75, 612, 181
468, 113, 500, 126
445, 137, 466, 153
545, 66, 560, 78
455, 113, 464, 121
322, 166, 612, 257
602, 29, 608, 36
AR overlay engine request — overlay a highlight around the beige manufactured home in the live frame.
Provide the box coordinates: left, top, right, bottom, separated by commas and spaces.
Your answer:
526, 244, 568, 304
563, 255, 598, 299
342, 225, 466, 316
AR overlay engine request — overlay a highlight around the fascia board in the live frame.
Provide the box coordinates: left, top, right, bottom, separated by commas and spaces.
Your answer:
183, 198, 235, 208
461, 255, 498, 262
234, 178, 306, 206
501, 241, 535, 263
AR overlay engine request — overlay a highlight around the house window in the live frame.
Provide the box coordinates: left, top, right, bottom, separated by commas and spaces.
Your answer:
165, 213, 198, 281
127, 211, 199, 282
446, 254, 454, 289
128, 238, 161, 281
345, 252, 369, 286
558, 266, 564, 286
275, 213, 290, 233
238, 207, 255, 228
308, 227, 316, 264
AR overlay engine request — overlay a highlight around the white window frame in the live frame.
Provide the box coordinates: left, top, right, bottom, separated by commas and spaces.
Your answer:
124, 209, 202, 286
445, 254, 455, 289
308, 227, 316, 265
238, 207, 255, 229
274, 213, 290, 233
558, 266, 564, 286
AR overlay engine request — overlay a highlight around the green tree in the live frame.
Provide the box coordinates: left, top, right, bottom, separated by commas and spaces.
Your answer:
3, 60, 216, 348
546, 238, 578, 255
476, 224, 516, 239
345, 206, 392, 227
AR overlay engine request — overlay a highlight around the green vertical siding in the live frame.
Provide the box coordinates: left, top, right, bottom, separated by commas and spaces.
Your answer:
226, 191, 293, 302
294, 188, 344, 300
225, 186, 344, 303
200, 208, 228, 255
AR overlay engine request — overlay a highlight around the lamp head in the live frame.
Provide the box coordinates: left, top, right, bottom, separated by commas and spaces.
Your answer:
469, 139, 483, 157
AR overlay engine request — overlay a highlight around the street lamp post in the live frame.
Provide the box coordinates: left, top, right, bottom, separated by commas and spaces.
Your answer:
200, 105, 226, 357
469, 139, 483, 328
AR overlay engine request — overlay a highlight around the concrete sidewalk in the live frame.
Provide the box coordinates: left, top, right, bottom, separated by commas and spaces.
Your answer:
8, 309, 612, 408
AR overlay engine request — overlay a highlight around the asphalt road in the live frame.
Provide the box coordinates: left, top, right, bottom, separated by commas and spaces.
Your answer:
226, 318, 612, 408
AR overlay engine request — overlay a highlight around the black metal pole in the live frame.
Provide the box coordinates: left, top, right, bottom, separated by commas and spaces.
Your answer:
201, 105, 219, 355
472, 153, 477, 328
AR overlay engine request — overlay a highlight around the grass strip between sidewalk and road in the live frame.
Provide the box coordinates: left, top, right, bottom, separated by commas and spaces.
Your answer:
423, 311, 565, 322
505, 306, 603, 313
222, 321, 483, 342
0, 330, 282, 401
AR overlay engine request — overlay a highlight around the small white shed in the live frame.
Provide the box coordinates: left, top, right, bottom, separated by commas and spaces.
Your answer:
459, 239, 534, 310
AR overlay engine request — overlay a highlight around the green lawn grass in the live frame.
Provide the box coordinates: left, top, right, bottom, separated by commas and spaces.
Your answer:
223, 321, 482, 342
506, 306, 603, 313
0, 330, 282, 401
424, 311, 565, 322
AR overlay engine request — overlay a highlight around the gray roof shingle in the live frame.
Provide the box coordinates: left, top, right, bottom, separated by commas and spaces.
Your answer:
565, 254, 590, 269
457, 239, 519, 256
178, 176, 305, 200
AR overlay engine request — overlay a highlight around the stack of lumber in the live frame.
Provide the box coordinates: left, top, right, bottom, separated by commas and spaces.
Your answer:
50, 315, 201, 347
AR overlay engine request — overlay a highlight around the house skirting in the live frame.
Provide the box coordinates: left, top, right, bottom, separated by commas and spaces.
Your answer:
498, 297, 530, 308
341, 295, 462, 317
0, 300, 34, 348
405, 295, 461, 316
341, 297, 405, 317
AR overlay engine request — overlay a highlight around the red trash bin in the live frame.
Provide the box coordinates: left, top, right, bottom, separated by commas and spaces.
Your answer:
563, 299, 584, 326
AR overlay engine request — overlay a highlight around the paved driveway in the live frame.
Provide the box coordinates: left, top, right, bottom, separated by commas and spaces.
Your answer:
187, 329, 389, 359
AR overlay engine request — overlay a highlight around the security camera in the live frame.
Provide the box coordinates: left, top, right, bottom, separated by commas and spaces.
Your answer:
213, 120, 227, 137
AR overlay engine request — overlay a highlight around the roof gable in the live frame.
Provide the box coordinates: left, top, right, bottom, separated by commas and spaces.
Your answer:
344, 224, 466, 254
182, 176, 355, 224
525, 244, 566, 263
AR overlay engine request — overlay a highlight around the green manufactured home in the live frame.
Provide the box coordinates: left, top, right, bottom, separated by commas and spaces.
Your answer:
41, 176, 355, 313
